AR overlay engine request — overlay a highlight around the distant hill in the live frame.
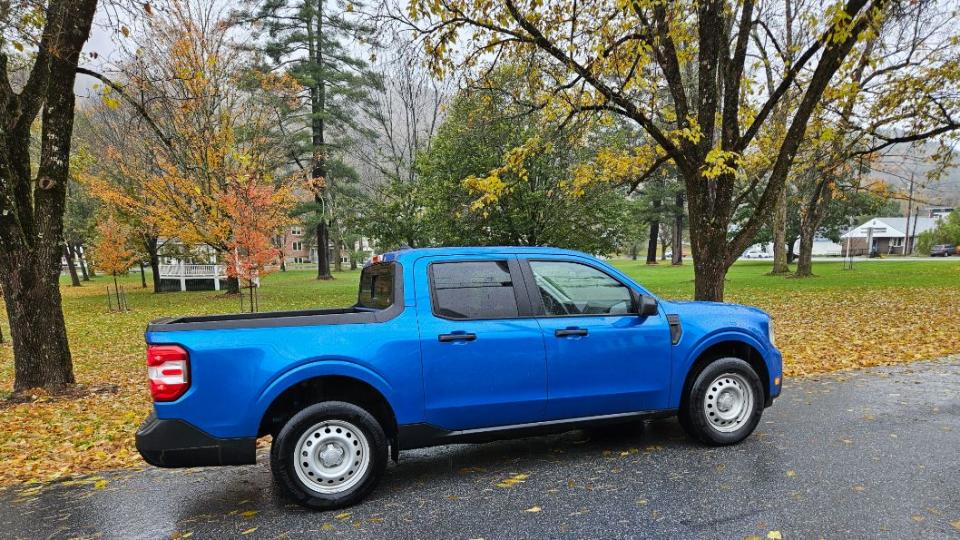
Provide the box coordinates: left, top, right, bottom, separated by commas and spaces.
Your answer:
870, 140, 960, 209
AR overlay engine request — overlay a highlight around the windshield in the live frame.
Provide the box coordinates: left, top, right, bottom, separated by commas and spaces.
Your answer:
357, 263, 395, 310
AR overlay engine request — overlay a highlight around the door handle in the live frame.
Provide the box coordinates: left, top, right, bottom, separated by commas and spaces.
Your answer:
438, 332, 477, 343
555, 327, 588, 337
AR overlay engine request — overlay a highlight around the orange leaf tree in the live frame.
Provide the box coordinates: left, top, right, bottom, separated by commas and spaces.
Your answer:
92, 214, 138, 305
223, 166, 293, 290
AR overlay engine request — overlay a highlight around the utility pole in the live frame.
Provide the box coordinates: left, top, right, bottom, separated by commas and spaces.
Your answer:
909, 207, 920, 255
903, 172, 915, 255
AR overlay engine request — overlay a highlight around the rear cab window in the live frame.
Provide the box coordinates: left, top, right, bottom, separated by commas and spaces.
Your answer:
430, 260, 520, 320
357, 263, 395, 310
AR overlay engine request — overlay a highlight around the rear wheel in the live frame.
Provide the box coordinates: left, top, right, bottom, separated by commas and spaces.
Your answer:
678, 357, 764, 446
271, 401, 387, 510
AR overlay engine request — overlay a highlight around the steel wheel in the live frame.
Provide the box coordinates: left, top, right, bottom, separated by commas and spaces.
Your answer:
294, 420, 371, 494
702, 372, 754, 433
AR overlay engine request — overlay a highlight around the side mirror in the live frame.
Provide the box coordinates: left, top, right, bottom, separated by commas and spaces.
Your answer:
631, 291, 658, 316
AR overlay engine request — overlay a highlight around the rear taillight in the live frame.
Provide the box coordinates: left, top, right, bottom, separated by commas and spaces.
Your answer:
147, 344, 190, 401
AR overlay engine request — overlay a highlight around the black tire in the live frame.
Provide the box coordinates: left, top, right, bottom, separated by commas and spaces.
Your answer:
678, 357, 764, 446
271, 401, 387, 510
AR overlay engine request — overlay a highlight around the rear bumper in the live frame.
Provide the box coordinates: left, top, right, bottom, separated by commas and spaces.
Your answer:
136, 413, 256, 467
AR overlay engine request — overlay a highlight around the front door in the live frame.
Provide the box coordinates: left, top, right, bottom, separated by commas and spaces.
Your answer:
520, 258, 673, 420
415, 257, 547, 430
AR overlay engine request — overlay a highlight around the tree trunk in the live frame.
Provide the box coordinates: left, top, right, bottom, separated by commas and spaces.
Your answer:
0, 0, 97, 393
349, 253, 358, 270
139, 261, 147, 288
332, 225, 343, 273
795, 179, 834, 277
113, 273, 122, 309
316, 217, 333, 280
74, 243, 90, 281
309, 2, 333, 281
770, 184, 790, 274
795, 219, 817, 277
645, 220, 659, 264
671, 191, 684, 266
85, 245, 97, 278
688, 201, 732, 301
0, 249, 75, 392
692, 253, 727, 302
144, 236, 162, 293
63, 244, 81, 286
226, 276, 240, 294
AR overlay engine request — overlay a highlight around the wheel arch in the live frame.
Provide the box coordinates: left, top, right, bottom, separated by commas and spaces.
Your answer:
677, 334, 771, 408
255, 365, 398, 444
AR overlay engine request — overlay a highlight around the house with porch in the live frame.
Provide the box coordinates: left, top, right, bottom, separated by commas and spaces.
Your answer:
840, 216, 942, 256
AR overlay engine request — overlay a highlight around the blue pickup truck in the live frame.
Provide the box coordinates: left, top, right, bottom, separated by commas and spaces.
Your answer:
137, 246, 782, 509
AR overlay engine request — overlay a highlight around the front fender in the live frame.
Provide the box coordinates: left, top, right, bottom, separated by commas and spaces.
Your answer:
671, 329, 777, 406
249, 358, 395, 432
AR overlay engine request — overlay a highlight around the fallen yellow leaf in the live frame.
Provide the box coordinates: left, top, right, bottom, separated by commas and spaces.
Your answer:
239, 510, 257, 518
497, 473, 529, 488
786, 470, 796, 477
241, 527, 257, 535
766, 531, 782, 540
524, 506, 542, 513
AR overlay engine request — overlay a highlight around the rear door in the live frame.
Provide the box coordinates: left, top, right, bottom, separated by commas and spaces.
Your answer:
415, 256, 547, 430
519, 257, 673, 419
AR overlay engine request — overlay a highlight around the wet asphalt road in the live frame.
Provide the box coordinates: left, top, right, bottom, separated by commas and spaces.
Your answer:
2, 357, 959, 540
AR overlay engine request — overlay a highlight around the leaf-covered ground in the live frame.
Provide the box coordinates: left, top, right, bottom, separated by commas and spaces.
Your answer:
0, 259, 958, 486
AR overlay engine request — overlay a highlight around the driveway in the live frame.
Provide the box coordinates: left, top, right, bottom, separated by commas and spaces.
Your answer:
2, 357, 959, 539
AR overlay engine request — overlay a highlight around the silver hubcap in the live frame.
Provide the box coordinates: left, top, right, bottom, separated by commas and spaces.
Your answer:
294, 420, 370, 494
703, 373, 754, 433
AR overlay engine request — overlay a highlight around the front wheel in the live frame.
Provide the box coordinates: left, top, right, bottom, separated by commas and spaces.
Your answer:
271, 401, 387, 510
678, 358, 764, 446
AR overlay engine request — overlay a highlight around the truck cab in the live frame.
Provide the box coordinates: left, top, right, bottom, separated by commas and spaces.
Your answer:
136, 247, 782, 510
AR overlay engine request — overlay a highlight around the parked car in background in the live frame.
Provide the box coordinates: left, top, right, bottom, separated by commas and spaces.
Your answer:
930, 244, 955, 257
137, 246, 783, 510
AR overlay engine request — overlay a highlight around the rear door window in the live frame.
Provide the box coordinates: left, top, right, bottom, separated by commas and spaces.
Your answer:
430, 261, 520, 320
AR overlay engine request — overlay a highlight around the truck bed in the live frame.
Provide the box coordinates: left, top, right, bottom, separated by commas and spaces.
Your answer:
146, 305, 398, 332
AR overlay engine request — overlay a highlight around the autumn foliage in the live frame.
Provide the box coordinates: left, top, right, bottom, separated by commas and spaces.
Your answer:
223, 172, 290, 286
92, 215, 136, 277
86, 2, 298, 282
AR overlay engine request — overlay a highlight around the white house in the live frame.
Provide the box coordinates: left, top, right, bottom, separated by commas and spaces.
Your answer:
840, 216, 941, 255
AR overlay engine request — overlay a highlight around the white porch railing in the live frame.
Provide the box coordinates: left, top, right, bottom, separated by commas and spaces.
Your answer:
159, 263, 226, 291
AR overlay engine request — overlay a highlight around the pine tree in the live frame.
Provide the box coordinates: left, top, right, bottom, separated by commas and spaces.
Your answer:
242, 0, 381, 279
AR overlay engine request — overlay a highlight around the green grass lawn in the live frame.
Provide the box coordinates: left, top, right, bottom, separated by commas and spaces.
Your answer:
615, 258, 960, 298
0, 257, 958, 486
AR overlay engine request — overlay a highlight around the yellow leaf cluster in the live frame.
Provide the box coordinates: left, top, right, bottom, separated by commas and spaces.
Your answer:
462, 137, 545, 211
